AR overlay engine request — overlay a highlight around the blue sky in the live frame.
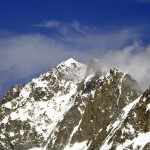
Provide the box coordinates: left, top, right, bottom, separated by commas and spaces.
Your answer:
1, 0, 150, 44
1, 0, 150, 98
0, 0, 150, 32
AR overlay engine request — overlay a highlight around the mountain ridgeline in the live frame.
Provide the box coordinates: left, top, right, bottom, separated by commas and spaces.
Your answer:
0, 58, 150, 150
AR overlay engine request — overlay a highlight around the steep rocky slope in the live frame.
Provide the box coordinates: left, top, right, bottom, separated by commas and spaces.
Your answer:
0, 58, 149, 150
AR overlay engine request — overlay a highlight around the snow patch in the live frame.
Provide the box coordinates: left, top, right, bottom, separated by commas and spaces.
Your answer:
68, 119, 82, 144
9, 132, 15, 137
116, 132, 150, 150
146, 103, 150, 112
29, 148, 43, 150
1, 116, 9, 124
19, 87, 30, 98
32, 79, 48, 88
64, 141, 88, 150
3, 102, 12, 109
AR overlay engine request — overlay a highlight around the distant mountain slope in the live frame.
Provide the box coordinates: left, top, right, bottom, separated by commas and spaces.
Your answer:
0, 58, 149, 150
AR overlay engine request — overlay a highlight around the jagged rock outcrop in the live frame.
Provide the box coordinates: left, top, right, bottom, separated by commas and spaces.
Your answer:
0, 58, 149, 150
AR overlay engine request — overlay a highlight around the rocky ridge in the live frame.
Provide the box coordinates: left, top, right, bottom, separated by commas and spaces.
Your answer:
0, 58, 150, 150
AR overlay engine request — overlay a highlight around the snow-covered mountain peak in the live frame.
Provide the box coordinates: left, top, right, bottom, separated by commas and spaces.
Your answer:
0, 58, 149, 150
57, 58, 82, 68
55, 58, 86, 83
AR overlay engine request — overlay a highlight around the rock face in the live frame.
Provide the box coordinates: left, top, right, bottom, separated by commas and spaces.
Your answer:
0, 58, 150, 150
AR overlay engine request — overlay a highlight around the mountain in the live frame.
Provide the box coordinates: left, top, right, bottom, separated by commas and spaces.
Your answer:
0, 58, 150, 150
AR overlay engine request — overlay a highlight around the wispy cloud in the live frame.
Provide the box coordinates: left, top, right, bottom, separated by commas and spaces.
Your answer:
130, 0, 150, 3
33, 20, 60, 28
0, 21, 149, 98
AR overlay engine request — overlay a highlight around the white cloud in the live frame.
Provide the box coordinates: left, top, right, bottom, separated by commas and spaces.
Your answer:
100, 42, 150, 89
0, 21, 149, 98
